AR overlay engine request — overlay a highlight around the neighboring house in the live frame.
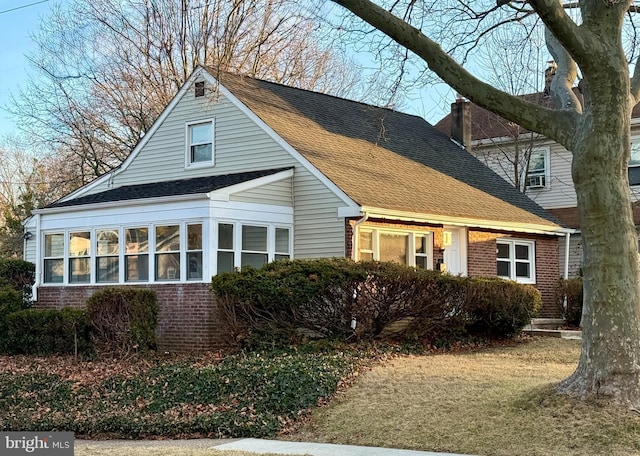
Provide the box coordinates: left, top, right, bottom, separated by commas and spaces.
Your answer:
23, 67, 571, 351
436, 88, 640, 280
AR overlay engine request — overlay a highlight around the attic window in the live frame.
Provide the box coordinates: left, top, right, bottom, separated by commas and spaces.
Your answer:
194, 81, 205, 97
186, 119, 214, 167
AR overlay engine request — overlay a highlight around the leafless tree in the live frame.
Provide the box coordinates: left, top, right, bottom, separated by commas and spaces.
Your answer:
10, 0, 361, 185
332, 0, 640, 408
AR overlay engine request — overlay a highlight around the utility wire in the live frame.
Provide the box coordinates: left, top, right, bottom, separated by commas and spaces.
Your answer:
0, 0, 49, 16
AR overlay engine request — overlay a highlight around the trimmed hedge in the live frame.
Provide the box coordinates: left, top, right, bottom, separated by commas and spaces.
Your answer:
5, 308, 92, 356
86, 287, 158, 355
212, 258, 541, 347
556, 277, 583, 327
0, 259, 35, 304
0, 287, 23, 352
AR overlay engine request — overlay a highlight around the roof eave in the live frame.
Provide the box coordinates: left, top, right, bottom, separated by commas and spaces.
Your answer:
360, 206, 574, 236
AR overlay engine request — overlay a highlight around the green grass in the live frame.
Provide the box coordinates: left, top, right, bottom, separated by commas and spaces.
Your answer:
294, 337, 640, 456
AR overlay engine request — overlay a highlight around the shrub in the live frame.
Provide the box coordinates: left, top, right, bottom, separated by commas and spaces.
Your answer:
0, 287, 23, 352
86, 288, 158, 355
556, 277, 583, 327
5, 307, 92, 356
213, 258, 367, 347
214, 259, 541, 347
463, 277, 542, 337
0, 259, 35, 304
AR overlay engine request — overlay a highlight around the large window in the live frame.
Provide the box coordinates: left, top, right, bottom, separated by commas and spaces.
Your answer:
216, 222, 292, 273
186, 120, 214, 166
358, 228, 432, 269
42, 222, 207, 285
526, 149, 549, 189
497, 239, 535, 283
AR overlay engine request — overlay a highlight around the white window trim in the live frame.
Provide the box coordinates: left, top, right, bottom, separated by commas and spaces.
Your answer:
496, 238, 536, 284
185, 119, 215, 169
41, 220, 209, 286
525, 147, 550, 190
357, 226, 434, 269
213, 221, 293, 275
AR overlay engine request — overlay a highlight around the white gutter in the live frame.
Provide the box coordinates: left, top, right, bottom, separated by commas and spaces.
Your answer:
360, 206, 574, 236
351, 212, 369, 260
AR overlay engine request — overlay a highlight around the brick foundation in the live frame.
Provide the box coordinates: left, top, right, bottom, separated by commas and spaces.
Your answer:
35, 283, 225, 352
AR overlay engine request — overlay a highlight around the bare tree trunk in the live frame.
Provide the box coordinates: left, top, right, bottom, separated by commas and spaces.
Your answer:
558, 104, 640, 405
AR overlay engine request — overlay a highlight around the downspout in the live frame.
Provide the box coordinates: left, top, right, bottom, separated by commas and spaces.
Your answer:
563, 232, 570, 279
32, 213, 41, 302
351, 212, 369, 260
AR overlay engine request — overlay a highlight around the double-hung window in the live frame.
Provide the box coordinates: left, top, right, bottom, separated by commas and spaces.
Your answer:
526, 148, 549, 189
186, 120, 214, 166
629, 143, 640, 186
69, 232, 91, 283
496, 239, 535, 283
241, 225, 268, 269
44, 233, 64, 283
125, 228, 149, 282
96, 229, 119, 283
155, 225, 180, 281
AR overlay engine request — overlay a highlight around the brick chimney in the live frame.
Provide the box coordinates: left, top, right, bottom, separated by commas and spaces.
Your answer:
451, 97, 471, 151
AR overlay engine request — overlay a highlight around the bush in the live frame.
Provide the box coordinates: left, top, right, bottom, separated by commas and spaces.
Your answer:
0, 259, 35, 304
213, 258, 367, 347
556, 277, 583, 327
86, 288, 158, 355
0, 287, 23, 352
463, 277, 542, 337
5, 307, 92, 356
213, 259, 542, 347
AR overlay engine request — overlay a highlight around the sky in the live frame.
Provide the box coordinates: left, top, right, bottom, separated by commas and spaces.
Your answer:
0, 0, 66, 137
0, 0, 456, 141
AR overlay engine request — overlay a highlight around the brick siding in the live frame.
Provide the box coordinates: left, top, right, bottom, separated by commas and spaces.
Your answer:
468, 229, 560, 318
35, 283, 224, 352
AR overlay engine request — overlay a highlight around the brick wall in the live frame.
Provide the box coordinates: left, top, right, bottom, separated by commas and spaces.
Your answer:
35, 283, 225, 352
468, 229, 560, 318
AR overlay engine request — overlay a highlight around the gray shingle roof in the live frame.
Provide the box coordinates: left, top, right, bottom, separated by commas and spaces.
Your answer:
47, 168, 290, 208
217, 72, 563, 229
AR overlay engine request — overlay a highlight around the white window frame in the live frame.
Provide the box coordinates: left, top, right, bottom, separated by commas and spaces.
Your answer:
40, 221, 209, 286
525, 147, 550, 190
496, 238, 536, 284
629, 142, 640, 186
357, 227, 434, 269
213, 221, 293, 275
185, 119, 215, 168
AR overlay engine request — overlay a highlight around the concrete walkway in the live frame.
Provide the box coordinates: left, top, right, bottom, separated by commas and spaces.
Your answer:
212, 438, 473, 456
76, 438, 473, 455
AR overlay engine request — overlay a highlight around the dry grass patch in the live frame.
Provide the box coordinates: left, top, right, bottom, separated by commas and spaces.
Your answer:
295, 337, 640, 456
